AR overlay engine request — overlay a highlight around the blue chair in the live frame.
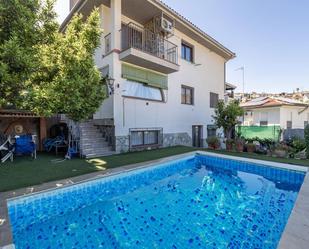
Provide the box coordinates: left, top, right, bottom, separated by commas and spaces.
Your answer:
15, 135, 36, 159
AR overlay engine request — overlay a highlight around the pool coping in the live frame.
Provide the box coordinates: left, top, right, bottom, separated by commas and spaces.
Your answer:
0, 151, 308, 248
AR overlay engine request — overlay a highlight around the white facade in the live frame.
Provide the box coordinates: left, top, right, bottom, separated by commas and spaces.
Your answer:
64, 0, 234, 153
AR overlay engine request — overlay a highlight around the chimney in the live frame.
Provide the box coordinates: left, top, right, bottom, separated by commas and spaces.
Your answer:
70, 0, 79, 10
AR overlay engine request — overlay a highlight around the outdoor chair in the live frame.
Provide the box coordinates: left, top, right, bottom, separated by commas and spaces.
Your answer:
14, 135, 37, 159
0, 135, 15, 163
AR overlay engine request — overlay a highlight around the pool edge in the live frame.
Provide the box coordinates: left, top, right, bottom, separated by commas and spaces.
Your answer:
1, 151, 308, 248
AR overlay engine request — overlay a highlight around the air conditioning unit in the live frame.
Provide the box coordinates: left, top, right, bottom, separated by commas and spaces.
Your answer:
161, 17, 173, 33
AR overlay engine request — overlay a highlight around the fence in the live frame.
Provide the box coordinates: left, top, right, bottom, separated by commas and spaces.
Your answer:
121, 22, 178, 64
236, 125, 281, 141
283, 129, 305, 140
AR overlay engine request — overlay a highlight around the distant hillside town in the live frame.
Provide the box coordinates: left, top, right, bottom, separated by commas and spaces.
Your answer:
234, 89, 309, 103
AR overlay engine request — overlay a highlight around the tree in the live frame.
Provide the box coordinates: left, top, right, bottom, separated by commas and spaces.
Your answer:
25, 10, 107, 121
0, 0, 57, 106
0, 0, 107, 121
212, 100, 244, 139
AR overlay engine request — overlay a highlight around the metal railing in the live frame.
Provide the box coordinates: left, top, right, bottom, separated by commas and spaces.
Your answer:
121, 23, 178, 64
104, 33, 111, 54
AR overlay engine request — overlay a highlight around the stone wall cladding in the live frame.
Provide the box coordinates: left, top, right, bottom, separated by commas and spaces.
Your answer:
115, 135, 130, 153
163, 133, 192, 147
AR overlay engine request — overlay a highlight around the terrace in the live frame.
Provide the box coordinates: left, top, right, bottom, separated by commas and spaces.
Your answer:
0, 147, 309, 248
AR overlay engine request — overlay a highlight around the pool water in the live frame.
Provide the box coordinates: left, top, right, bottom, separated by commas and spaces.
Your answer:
8, 154, 305, 249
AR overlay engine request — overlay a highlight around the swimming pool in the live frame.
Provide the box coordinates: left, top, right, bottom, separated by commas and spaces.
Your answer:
7, 153, 305, 249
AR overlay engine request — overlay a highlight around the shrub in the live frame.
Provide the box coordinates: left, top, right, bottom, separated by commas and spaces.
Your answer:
272, 143, 290, 158
292, 137, 306, 153
206, 136, 220, 150
246, 143, 256, 153
305, 125, 309, 158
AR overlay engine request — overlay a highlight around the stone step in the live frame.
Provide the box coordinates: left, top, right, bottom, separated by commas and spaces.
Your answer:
81, 134, 103, 138
82, 145, 111, 150
82, 150, 114, 156
81, 142, 109, 147
82, 147, 112, 152
81, 137, 107, 142
80, 128, 100, 132
80, 130, 101, 135
85, 151, 116, 159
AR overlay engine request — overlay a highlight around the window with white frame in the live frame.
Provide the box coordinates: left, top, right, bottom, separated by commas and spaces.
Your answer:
260, 112, 268, 126
181, 85, 194, 105
123, 80, 163, 101
287, 121, 292, 129
210, 92, 219, 108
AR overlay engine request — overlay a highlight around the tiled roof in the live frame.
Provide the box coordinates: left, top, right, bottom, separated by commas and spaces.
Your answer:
0, 109, 38, 117
241, 97, 308, 108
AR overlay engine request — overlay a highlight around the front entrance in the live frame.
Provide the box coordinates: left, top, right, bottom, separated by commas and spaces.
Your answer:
192, 125, 203, 147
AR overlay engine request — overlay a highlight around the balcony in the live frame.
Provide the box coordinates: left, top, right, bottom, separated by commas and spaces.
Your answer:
120, 23, 179, 74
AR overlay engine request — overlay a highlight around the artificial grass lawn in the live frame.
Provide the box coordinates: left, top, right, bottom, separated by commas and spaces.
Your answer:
0, 146, 308, 192
0, 146, 195, 192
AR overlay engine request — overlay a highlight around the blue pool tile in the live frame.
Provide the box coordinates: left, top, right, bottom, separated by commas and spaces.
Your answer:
7, 154, 305, 249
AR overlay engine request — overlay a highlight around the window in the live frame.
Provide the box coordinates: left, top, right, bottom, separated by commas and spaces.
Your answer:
181, 85, 194, 105
287, 121, 292, 129
260, 112, 268, 126
260, 121, 268, 126
207, 125, 217, 138
181, 42, 193, 62
130, 130, 161, 147
124, 80, 163, 101
210, 92, 219, 108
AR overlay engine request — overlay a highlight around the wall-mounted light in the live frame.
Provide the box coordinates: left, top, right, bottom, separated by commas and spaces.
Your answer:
106, 77, 115, 95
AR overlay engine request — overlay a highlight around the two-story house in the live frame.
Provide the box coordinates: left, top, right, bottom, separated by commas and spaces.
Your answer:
62, 0, 235, 157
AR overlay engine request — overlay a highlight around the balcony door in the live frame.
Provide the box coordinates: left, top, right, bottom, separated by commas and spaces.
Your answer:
122, 23, 143, 51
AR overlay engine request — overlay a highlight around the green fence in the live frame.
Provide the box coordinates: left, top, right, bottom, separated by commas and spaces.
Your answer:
236, 125, 281, 141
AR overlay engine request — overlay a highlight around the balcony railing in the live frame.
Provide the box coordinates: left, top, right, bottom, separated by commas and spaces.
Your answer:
121, 23, 178, 65
104, 33, 111, 54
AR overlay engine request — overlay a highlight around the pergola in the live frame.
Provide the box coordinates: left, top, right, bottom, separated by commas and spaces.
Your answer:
0, 109, 47, 151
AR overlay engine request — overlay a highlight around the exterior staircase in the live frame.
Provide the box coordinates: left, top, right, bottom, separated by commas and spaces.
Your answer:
79, 120, 115, 158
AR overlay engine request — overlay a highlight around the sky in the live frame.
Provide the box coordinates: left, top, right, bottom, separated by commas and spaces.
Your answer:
55, 0, 309, 93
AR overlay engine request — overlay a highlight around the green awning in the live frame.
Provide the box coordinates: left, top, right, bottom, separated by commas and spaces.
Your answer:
122, 64, 168, 89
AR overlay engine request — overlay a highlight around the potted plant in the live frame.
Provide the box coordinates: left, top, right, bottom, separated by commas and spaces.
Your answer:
246, 142, 256, 153
235, 138, 245, 152
272, 144, 289, 158
206, 136, 220, 150
225, 139, 234, 151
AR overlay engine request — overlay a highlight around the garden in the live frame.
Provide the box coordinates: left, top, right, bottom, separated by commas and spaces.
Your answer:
207, 100, 309, 161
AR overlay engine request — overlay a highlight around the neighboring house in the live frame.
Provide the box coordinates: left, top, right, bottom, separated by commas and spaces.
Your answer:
241, 97, 309, 139
62, 0, 235, 157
